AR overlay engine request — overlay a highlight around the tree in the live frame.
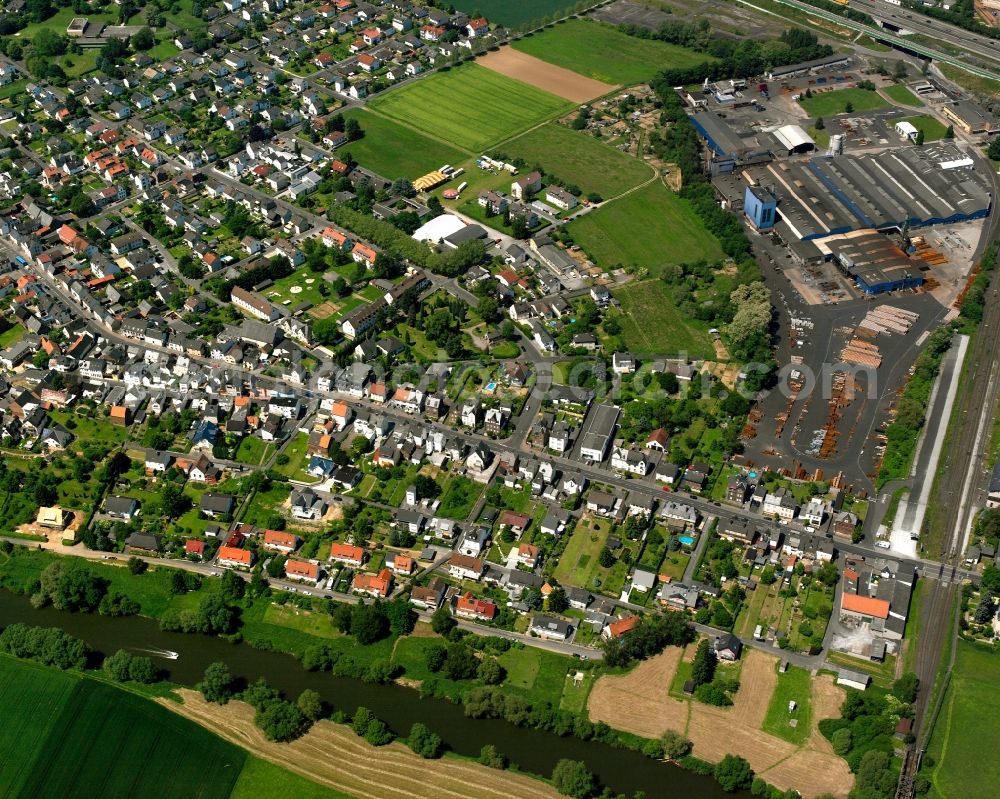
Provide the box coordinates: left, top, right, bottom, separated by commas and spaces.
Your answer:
158, 481, 190, 519
103, 649, 134, 681
443, 642, 479, 680
831, 727, 852, 755
345, 118, 363, 141
99, 589, 140, 617
199, 662, 236, 704
36, 561, 106, 612
547, 586, 569, 613
351, 601, 390, 644
431, 605, 457, 635
814, 117, 825, 131
69, 192, 95, 218
598, 547, 615, 568
892, 672, 920, 704
893, 59, 908, 80
297, 689, 324, 721
715, 754, 753, 792
197, 593, 237, 635
256, 699, 305, 742
691, 639, 716, 688
944, 124, 954, 139
127, 556, 147, 575
844, 101, 854, 113
915, 128, 925, 146
477, 657, 506, 685
551, 759, 596, 799
661, 729, 692, 759
130, 26, 155, 51
128, 655, 157, 683
407, 721, 443, 758
220, 569, 246, 602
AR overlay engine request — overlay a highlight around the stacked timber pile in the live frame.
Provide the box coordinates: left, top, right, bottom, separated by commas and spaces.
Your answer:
841, 337, 882, 368
857, 305, 918, 336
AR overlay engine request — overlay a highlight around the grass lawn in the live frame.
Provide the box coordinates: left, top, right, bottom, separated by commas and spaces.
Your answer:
0, 657, 80, 798
612, 279, 715, 359
559, 669, 596, 714
497, 646, 569, 705
234, 435, 275, 466
798, 88, 890, 116
262, 602, 342, 639
511, 19, 712, 85
58, 49, 100, 78
340, 108, 469, 179
448, 0, 581, 27
368, 63, 572, 151
15, 7, 115, 37
900, 115, 950, 142
762, 663, 813, 745
264, 266, 328, 308
49, 409, 130, 448
232, 757, 359, 799
274, 432, 310, 479
0, 79, 27, 102
437, 476, 482, 520
926, 641, 1000, 798
567, 181, 723, 278
500, 122, 653, 199
0, 322, 25, 347
16, 676, 245, 799
883, 84, 924, 107
553, 516, 609, 589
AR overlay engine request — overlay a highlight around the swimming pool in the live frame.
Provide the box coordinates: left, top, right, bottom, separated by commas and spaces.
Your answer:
485, 381, 497, 391
678, 535, 695, 546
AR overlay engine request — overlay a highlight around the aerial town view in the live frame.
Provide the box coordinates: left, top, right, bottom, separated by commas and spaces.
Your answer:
0, 0, 999, 796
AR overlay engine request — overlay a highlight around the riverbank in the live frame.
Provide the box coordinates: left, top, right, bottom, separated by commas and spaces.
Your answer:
164, 688, 563, 799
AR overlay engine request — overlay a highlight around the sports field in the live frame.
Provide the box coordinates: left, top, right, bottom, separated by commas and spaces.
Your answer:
15, 676, 245, 799
448, 0, 581, 27
511, 19, 712, 85
925, 641, 1000, 798
368, 63, 572, 151
340, 109, 469, 178
883, 84, 924, 107
501, 123, 654, 198
613, 280, 714, 359
567, 181, 724, 276
798, 87, 890, 116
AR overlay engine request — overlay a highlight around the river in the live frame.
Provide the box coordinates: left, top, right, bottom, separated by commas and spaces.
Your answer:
0, 589, 748, 799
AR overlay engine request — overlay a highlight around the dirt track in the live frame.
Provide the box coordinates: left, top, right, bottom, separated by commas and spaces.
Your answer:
587, 649, 853, 798
477, 47, 617, 103
160, 689, 560, 799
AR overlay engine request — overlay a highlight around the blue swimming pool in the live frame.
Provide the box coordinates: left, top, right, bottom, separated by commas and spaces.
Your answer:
485, 381, 497, 391
678, 535, 695, 546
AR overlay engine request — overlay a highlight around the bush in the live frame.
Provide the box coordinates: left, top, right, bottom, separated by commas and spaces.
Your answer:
478, 743, 507, 769
198, 662, 236, 704
831, 727, 852, 755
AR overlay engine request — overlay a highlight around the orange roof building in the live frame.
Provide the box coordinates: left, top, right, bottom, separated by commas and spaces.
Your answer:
352, 568, 392, 597
263, 529, 300, 553
217, 546, 254, 568
285, 559, 320, 582
454, 591, 496, 621
330, 542, 365, 566
840, 593, 890, 620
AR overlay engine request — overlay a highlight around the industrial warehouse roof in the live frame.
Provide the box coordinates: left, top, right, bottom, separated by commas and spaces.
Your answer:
826, 231, 926, 295
690, 110, 748, 157
748, 143, 992, 241
772, 124, 814, 153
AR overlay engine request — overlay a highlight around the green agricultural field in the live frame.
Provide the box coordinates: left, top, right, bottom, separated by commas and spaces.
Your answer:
500, 123, 653, 199
232, 757, 359, 799
0, 657, 80, 798
900, 115, 950, 141
612, 279, 715, 359
925, 642, 1000, 798
883, 84, 924, 107
16, 678, 245, 799
762, 663, 813, 744
340, 109, 469, 179
448, 0, 582, 27
568, 179, 722, 274
798, 87, 890, 116
511, 19, 712, 85
368, 64, 572, 151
